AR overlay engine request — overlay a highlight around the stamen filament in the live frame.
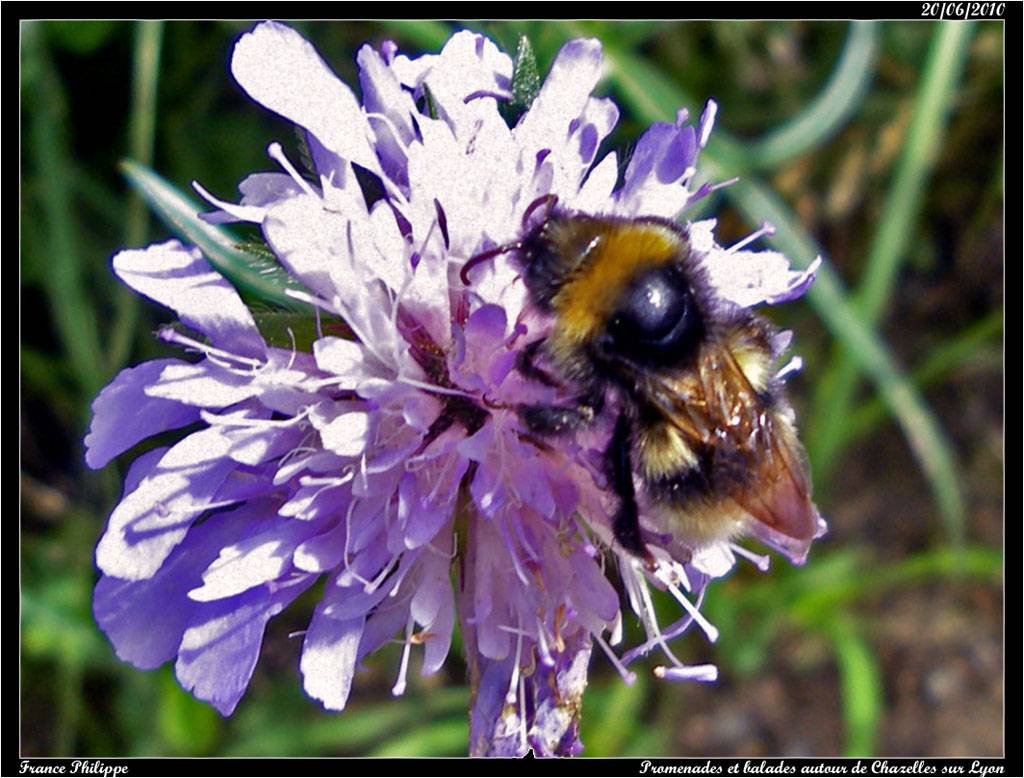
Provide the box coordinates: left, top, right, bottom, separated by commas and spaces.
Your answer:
729, 543, 772, 571
391, 612, 415, 696
728, 221, 776, 254
267, 142, 320, 199
593, 632, 637, 686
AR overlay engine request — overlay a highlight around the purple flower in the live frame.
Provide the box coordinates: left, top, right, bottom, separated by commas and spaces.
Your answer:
86, 23, 824, 756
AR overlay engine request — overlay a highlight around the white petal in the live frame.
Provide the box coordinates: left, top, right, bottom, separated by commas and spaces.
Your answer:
262, 193, 355, 300
189, 514, 311, 602
231, 22, 378, 171
113, 241, 265, 358
571, 151, 619, 213
193, 180, 268, 224
320, 412, 370, 457
313, 336, 365, 379
300, 604, 364, 711
514, 38, 604, 175
144, 360, 257, 407
95, 428, 237, 580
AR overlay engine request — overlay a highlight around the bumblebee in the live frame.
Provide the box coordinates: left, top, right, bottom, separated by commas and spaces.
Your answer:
464, 197, 819, 559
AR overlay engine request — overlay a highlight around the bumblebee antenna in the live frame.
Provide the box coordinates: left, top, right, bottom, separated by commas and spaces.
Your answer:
521, 193, 559, 229
460, 194, 559, 286
460, 241, 522, 285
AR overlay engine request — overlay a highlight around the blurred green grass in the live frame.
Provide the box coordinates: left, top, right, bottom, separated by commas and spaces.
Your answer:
20, 19, 1004, 758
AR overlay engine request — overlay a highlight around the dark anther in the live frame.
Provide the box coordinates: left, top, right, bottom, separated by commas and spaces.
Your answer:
434, 199, 450, 250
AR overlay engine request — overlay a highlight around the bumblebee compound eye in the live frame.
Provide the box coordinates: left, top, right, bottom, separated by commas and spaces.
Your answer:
607, 265, 705, 366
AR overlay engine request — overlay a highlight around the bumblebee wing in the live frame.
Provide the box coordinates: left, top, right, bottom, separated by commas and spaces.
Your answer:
732, 423, 819, 542
643, 350, 819, 543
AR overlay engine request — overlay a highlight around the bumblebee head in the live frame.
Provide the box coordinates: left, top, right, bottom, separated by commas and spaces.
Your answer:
516, 211, 709, 375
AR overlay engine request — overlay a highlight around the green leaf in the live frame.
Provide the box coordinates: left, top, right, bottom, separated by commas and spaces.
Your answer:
120, 160, 312, 311
251, 310, 354, 351
510, 36, 541, 112
422, 83, 440, 120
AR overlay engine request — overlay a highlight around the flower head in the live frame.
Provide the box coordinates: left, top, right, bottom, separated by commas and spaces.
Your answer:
87, 23, 824, 756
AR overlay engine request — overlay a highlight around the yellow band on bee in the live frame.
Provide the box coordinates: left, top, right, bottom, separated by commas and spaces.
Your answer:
551, 221, 684, 343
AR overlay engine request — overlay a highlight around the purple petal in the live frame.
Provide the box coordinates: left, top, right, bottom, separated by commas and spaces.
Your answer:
300, 592, 365, 710
93, 502, 260, 670
176, 578, 315, 715
657, 125, 696, 184
617, 122, 696, 211
293, 522, 346, 573
95, 427, 238, 580
568, 549, 619, 623
357, 44, 415, 188
85, 359, 201, 469
112, 241, 265, 359
189, 500, 319, 602
418, 586, 454, 675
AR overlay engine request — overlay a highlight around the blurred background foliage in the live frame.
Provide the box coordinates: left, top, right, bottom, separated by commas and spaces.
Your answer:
20, 19, 1003, 758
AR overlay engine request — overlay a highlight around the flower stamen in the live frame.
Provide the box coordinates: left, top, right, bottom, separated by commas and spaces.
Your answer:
267, 142, 320, 200
391, 611, 416, 697
727, 221, 776, 254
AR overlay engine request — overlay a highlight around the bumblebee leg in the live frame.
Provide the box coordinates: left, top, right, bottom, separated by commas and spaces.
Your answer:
608, 413, 648, 558
519, 403, 593, 435
515, 339, 561, 388
517, 386, 604, 437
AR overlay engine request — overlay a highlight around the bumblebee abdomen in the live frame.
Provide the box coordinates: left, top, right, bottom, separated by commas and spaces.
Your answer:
638, 417, 754, 511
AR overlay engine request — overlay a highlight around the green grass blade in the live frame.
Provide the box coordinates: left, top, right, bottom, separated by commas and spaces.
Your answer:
842, 309, 1002, 447
788, 545, 1002, 625
120, 160, 311, 311
808, 22, 977, 520
745, 22, 880, 169
108, 21, 164, 371
825, 616, 882, 757
379, 20, 453, 51
23, 25, 106, 400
